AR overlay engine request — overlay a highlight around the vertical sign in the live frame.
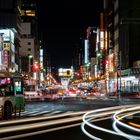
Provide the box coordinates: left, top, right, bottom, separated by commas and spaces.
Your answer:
3, 50, 8, 68
84, 39, 89, 64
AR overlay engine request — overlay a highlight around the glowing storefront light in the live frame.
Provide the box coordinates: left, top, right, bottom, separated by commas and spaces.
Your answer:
40, 49, 43, 69
11, 44, 15, 63
109, 53, 114, 72
40, 57, 43, 61
121, 76, 136, 81
84, 39, 89, 64
96, 28, 100, 51
40, 72, 44, 81
40, 62, 43, 68
105, 31, 107, 50
100, 31, 104, 50
94, 65, 98, 78
97, 52, 101, 57
40, 49, 43, 56
21, 10, 35, 16
33, 72, 37, 80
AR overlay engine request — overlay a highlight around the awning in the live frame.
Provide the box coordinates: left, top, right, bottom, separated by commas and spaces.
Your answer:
121, 68, 140, 76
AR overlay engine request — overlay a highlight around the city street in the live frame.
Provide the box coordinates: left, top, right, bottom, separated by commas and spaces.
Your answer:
0, 97, 139, 140
15, 96, 139, 120
0, 0, 140, 140
23, 98, 140, 140
23, 97, 119, 116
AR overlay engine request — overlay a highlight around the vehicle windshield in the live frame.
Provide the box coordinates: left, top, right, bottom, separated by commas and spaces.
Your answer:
0, 77, 14, 96
0, 77, 23, 96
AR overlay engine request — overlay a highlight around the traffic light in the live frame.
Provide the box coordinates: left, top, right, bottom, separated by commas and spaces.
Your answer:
32, 63, 40, 71
102, 58, 109, 65
105, 59, 109, 64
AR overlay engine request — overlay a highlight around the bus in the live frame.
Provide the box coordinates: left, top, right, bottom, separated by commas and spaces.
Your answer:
0, 72, 25, 119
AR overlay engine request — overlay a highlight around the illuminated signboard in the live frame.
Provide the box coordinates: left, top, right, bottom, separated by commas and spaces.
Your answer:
0, 78, 12, 85
58, 68, 72, 77
3, 50, 8, 67
40, 49, 43, 69
96, 28, 100, 51
11, 45, 15, 63
3, 42, 10, 50
84, 39, 89, 64
0, 29, 15, 43
100, 31, 104, 50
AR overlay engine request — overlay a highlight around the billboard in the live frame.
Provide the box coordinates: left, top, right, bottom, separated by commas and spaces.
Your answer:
58, 68, 72, 77
0, 29, 15, 43
84, 39, 89, 64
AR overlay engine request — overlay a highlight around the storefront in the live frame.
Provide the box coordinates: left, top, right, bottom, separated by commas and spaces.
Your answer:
119, 68, 140, 96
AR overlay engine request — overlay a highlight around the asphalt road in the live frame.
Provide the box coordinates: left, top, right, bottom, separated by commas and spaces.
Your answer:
24, 96, 139, 114
1, 97, 139, 140
17, 120, 128, 140
24, 97, 119, 113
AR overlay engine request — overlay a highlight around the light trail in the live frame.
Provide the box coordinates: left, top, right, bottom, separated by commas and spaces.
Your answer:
0, 121, 82, 140
0, 116, 82, 133
113, 106, 140, 132
81, 104, 140, 140
112, 120, 140, 140
81, 106, 127, 140
128, 122, 140, 128
1, 112, 112, 140
0, 110, 87, 127
0, 110, 90, 139
112, 106, 140, 140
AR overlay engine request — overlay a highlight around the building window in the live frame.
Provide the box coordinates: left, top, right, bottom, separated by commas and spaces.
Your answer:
28, 48, 31, 51
27, 42, 31, 45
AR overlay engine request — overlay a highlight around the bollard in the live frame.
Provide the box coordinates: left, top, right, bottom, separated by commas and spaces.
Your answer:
1, 105, 4, 120
19, 104, 21, 118
14, 105, 16, 119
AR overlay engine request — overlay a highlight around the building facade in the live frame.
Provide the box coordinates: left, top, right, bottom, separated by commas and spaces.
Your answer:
0, 0, 21, 72
103, 0, 140, 96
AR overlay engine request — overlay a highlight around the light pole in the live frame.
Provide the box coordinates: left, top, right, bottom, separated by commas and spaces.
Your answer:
28, 55, 33, 73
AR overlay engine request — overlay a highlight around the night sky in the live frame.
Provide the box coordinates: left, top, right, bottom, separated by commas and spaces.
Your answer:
37, 0, 103, 68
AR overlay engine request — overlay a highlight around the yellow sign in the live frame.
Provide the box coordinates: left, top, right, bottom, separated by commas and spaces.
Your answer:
3, 42, 10, 50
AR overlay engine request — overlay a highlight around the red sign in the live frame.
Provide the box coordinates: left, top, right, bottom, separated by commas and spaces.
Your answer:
3, 50, 8, 67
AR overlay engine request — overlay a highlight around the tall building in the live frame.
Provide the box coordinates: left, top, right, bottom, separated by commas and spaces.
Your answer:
19, 0, 40, 74
103, 0, 140, 95
113, 0, 140, 69
71, 43, 83, 80
86, 27, 97, 79
0, 0, 21, 72
72, 44, 83, 71
86, 27, 97, 59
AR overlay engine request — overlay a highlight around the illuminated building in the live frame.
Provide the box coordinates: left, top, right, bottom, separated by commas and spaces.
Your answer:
0, 0, 21, 72
86, 27, 97, 80
71, 42, 84, 82
103, 0, 140, 96
19, 0, 40, 75
58, 68, 73, 88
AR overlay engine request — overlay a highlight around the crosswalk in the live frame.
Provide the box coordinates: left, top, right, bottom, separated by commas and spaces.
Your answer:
16, 110, 73, 118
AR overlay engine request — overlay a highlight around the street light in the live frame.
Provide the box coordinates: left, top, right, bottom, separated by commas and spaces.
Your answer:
28, 55, 33, 73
